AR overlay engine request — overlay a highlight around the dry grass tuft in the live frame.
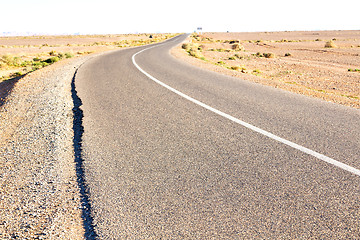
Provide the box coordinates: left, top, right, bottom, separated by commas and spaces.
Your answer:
182, 43, 191, 51
263, 52, 275, 58
231, 43, 244, 51
325, 40, 337, 48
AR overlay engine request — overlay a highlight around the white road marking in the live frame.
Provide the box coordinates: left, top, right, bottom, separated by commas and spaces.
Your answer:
132, 44, 360, 177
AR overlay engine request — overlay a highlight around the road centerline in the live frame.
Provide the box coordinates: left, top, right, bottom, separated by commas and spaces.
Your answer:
132, 43, 360, 177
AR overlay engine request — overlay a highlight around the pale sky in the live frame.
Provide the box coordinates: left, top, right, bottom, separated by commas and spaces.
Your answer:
1, 0, 359, 35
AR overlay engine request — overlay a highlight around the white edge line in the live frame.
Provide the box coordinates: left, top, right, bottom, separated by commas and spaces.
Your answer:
131, 43, 360, 177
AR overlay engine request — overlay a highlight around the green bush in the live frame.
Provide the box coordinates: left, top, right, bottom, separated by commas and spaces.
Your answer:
43, 57, 59, 64
1, 54, 21, 67
263, 52, 275, 58
65, 52, 74, 58
10, 71, 23, 77
188, 49, 203, 59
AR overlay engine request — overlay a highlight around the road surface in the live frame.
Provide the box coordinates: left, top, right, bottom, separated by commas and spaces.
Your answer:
75, 34, 360, 239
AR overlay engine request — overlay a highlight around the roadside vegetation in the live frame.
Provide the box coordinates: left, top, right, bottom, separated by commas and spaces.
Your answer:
0, 51, 76, 79
179, 32, 360, 108
0, 33, 179, 81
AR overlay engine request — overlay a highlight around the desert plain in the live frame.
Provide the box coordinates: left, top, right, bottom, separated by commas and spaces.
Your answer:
173, 30, 360, 108
1, 31, 359, 108
0, 33, 177, 81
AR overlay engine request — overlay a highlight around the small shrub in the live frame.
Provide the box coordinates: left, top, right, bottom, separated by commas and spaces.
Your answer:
255, 52, 263, 57
1, 54, 21, 67
57, 53, 65, 59
234, 54, 244, 59
217, 61, 225, 65
49, 50, 57, 56
198, 45, 206, 50
325, 40, 337, 48
253, 69, 261, 73
20, 60, 32, 67
43, 57, 59, 64
348, 68, 360, 72
285, 53, 292, 57
182, 43, 191, 50
228, 56, 236, 60
188, 50, 203, 59
65, 52, 74, 58
230, 66, 246, 72
231, 43, 244, 51
32, 61, 47, 68
10, 71, 23, 77
263, 52, 275, 58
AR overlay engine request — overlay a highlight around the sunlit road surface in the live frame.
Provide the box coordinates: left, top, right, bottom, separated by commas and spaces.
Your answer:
75, 34, 360, 239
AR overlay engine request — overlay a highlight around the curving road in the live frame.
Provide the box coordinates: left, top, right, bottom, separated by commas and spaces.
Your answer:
75, 34, 360, 239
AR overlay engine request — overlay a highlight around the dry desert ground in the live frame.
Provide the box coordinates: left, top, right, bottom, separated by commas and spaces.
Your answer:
0, 33, 177, 81
172, 30, 360, 109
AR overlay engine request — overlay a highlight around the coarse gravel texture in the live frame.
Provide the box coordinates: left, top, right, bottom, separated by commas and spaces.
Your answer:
0, 54, 100, 239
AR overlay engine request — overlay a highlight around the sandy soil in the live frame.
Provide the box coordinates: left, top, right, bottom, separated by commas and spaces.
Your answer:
0, 33, 177, 80
171, 31, 360, 109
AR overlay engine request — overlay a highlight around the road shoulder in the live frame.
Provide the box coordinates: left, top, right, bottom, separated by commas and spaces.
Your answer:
0, 56, 94, 238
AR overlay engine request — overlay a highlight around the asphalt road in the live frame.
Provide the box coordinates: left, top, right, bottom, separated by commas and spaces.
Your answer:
76, 34, 360, 239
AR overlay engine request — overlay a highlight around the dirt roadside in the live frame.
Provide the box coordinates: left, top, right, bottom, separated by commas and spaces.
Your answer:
171, 31, 360, 109
0, 54, 98, 239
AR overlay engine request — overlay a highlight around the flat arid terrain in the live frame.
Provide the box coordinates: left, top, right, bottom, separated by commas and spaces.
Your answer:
172, 30, 360, 108
0, 33, 177, 81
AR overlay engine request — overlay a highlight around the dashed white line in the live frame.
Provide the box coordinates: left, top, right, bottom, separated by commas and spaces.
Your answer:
132, 44, 360, 177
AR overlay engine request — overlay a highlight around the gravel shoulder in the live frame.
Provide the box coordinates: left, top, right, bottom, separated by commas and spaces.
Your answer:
0, 54, 101, 238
